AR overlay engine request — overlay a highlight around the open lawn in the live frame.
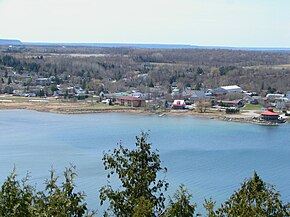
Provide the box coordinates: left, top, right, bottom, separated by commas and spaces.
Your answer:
242, 104, 263, 111
67, 103, 129, 111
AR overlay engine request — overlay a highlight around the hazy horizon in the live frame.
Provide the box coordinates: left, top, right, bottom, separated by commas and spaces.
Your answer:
2, 39, 290, 49
1, 0, 290, 47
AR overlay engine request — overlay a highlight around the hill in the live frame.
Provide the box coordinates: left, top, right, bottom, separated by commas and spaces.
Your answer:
0, 39, 22, 45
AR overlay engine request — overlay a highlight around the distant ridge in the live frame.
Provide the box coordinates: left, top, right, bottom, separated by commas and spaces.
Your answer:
1, 38, 290, 51
22, 42, 290, 51
0, 39, 22, 45
23, 42, 196, 49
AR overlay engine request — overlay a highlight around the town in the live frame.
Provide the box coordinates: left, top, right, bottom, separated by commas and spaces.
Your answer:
0, 44, 290, 124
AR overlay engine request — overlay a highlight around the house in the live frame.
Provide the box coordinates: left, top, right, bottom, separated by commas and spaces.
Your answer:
190, 91, 206, 101
266, 94, 284, 102
260, 107, 284, 123
182, 89, 193, 99
250, 96, 262, 104
172, 100, 185, 109
171, 82, 178, 89
275, 97, 289, 110
218, 100, 244, 108
213, 85, 243, 95
116, 96, 145, 107
53, 90, 64, 96
105, 92, 129, 99
74, 87, 86, 96
171, 88, 180, 97
149, 87, 163, 98
131, 92, 146, 98
36, 78, 50, 86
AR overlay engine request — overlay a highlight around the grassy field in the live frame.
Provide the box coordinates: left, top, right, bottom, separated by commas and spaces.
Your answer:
68, 103, 129, 111
242, 104, 263, 111
0, 95, 134, 113
0, 95, 51, 102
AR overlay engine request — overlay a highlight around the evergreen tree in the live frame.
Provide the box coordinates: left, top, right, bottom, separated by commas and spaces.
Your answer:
100, 132, 169, 216
7, 76, 12, 85
0, 166, 94, 216
203, 198, 216, 217
36, 166, 94, 216
165, 185, 196, 217
216, 171, 290, 217
196, 67, 204, 75
0, 169, 35, 216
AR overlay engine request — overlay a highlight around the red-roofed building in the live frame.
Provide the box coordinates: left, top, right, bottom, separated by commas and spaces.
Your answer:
172, 100, 185, 109
260, 107, 281, 122
116, 96, 145, 107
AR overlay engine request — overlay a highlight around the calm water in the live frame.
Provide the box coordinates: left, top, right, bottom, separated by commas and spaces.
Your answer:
0, 110, 289, 212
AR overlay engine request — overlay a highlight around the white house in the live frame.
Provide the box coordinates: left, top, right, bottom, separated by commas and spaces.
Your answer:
266, 93, 284, 101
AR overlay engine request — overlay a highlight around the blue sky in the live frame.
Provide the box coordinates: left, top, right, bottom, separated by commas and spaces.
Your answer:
0, 0, 289, 47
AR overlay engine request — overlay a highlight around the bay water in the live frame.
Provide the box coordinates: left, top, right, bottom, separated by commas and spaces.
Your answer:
0, 110, 289, 212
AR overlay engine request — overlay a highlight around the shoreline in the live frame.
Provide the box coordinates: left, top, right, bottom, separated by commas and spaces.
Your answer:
1, 101, 288, 125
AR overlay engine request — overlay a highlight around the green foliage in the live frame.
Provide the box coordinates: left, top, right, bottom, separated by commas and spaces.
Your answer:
267, 86, 277, 94
38, 89, 45, 97
242, 103, 263, 111
27, 62, 41, 72
196, 67, 204, 75
225, 108, 239, 114
194, 83, 202, 90
1, 55, 21, 68
165, 185, 196, 217
219, 66, 236, 76
7, 76, 12, 85
216, 171, 290, 217
203, 198, 216, 217
36, 166, 92, 216
50, 83, 58, 92
100, 132, 169, 216
50, 75, 62, 85
0, 166, 94, 217
132, 197, 154, 217
149, 79, 155, 87
0, 168, 35, 216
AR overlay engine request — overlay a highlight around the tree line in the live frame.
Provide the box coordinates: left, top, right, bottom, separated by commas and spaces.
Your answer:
0, 132, 289, 216
1, 46, 290, 95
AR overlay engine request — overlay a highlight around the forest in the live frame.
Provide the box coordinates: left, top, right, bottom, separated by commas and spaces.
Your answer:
0, 45, 290, 96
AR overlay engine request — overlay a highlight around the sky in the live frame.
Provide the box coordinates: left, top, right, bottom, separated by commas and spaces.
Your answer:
0, 0, 290, 47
